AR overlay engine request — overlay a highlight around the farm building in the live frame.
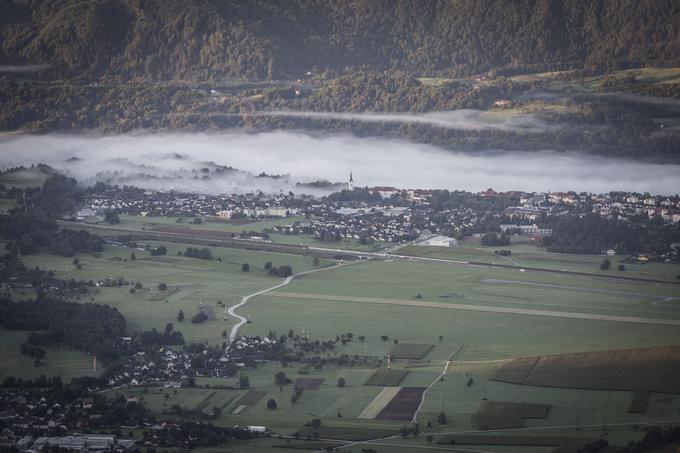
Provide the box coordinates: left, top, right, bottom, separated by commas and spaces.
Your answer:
418, 235, 458, 247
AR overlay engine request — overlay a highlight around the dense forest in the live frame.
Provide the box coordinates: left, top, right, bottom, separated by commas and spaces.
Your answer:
0, 296, 126, 360
3, 0, 680, 81
0, 174, 104, 256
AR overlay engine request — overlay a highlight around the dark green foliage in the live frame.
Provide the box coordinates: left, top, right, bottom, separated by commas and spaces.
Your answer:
5, 1, 680, 80
150, 245, 167, 256
544, 214, 680, 255
0, 296, 125, 360
137, 324, 185, 345
274, 371, 291, 385
184, 247, 213, 260
481, 233, 511, 246
104, 210, 120, 224
191, 311, 208, 324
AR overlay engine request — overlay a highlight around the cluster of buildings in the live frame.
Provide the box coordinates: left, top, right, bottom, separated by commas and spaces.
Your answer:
72, 182, 679, 250
271, 206, 416, 244
0, 391, 136, 452
504, 190, 680, 224
106, 345, 231, 388
76, 185, 303, 221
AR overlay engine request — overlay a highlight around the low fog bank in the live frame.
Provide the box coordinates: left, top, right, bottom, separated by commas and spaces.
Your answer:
0, 64, 50, 73
257, 110, 552, 132
0, 131, 678, 195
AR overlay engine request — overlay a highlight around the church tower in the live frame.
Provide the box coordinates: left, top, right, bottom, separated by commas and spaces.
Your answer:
348, 171, 354, 191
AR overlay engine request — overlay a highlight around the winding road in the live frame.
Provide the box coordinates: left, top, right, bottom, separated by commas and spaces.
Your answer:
226, 263, 347, 344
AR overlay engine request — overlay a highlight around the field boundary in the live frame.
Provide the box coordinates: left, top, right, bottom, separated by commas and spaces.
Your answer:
265, 291, 680, 327
358, 386, 401, 419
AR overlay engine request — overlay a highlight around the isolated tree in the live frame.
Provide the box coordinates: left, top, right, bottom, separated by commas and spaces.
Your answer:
242, 263, 250, 272
177, 310, 184, 322
381, 335, 389, 341
151, 246, 167, 256
337, 377, 346, 388
437, 411, 448, 424
192, 217, 202, 224
191, 311, 208, 324
134, 282, 143, 289
358, 335, 366, 342
309, 418, 321, 429
130, 252, 136, 260
278, 265, 293, 278
438, 335, 444, 343
275, 371, 291, 386
264, 261, 273, 270
600, 259, 611, 270
426, 435, 433, 444
267, 398, 277, 410
239, 375, 250, 389
312, 256, 320, 267
158, 282, 168, 290
618, 264, 626, 271
129, 287, 136, 294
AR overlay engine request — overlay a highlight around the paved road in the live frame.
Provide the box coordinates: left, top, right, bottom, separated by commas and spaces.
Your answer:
264, 291, 680, 327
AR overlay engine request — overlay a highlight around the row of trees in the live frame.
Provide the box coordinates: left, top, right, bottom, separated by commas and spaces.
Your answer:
544, 214, 679, 256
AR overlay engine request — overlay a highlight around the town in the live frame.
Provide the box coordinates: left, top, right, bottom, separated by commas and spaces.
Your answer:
70, 178, 680, 259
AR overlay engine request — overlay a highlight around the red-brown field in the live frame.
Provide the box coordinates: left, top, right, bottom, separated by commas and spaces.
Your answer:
294, 377, 324, 390
235, 390, 267, 406
376, 387, 425, 420
492, 346, 680, 393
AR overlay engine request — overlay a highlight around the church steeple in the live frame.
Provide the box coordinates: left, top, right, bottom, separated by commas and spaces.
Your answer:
348, 171, 354, 191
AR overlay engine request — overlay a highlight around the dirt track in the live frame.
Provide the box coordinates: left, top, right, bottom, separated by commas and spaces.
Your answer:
264, 291, 680, 327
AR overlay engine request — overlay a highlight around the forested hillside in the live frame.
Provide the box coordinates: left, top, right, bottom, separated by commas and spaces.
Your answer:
2, 0, 680, 81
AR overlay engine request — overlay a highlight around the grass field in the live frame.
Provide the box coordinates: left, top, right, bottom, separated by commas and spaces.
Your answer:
493, 346, 680, 393
400, 239, 680, 282
0, 328, 98, 381
245, 258, 680, 360
8, 220, 680, 450
389, 343, 434, 359
20, 240, 329, 345
365, 369, 409, 386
